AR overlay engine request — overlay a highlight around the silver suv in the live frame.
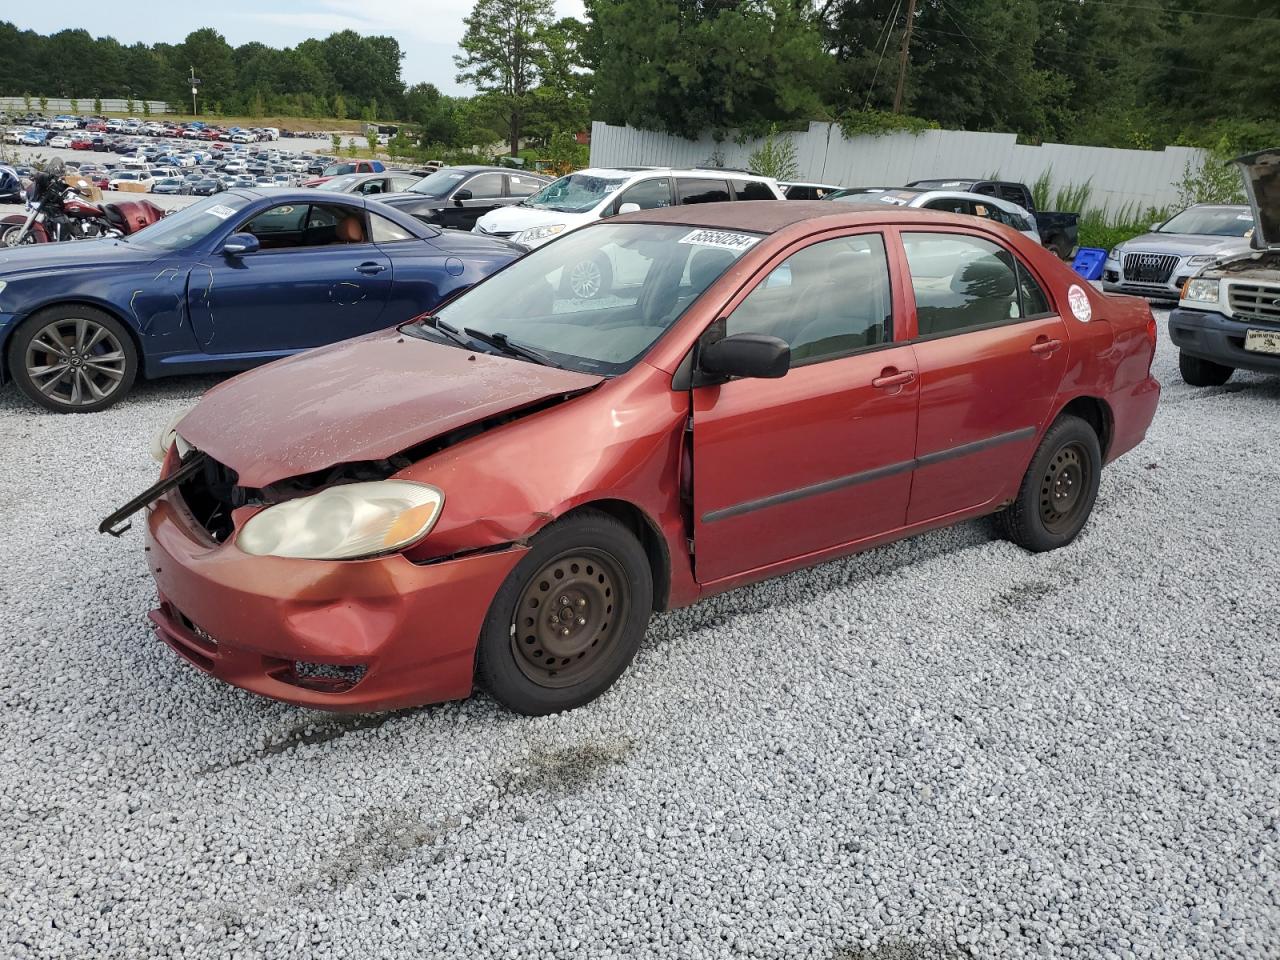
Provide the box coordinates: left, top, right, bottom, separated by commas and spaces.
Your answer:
1103, 204, 1256, 300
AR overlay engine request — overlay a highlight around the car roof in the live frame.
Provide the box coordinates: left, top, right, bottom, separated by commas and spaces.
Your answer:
612, 199, 996, 234
569, 166, 777, 182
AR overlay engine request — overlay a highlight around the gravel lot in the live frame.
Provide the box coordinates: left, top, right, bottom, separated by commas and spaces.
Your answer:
0, 308, 1277, 959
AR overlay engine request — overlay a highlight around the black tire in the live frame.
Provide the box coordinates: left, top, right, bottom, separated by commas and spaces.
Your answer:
998, 415, 1102, 553
1178, 350, 1233, 387
562, 254, 613, 300
476, 510, 653, 715
7, 305, 138, 413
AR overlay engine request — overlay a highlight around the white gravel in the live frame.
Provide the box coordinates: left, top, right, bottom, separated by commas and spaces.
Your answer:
1, 309, 1277, 959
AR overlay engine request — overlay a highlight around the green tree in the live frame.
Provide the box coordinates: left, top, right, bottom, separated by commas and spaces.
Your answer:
22, 93, 31, 112
249, 89, 266, 118
748, 125, 799, 181
331, 132, 342, 153
332, 93, 347, 120
69, 98, 78, 113
39, 95, 48, 112
346, 136, 358, 156
455, 0, 556, 155
524, 17, 592, 143
367, 128, 379, 154
143, 100, 151, 116
591, 0, 827, 139
93, 96, 102, 114
125, 95, 135, 113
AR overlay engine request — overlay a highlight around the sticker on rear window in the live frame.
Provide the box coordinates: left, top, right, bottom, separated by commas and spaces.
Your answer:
206, 204, 236, 220
1068, 284, 1092, 322
678, 229, 760, 252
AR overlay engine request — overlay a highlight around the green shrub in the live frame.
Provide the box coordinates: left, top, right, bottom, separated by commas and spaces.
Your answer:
747, 125, 799, 181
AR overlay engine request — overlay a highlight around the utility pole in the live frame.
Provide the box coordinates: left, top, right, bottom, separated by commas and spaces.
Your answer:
189, 66, 202, 117
892, 0, 919, 115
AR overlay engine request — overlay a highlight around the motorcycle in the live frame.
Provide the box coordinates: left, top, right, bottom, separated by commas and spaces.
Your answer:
0, 161, 167, 247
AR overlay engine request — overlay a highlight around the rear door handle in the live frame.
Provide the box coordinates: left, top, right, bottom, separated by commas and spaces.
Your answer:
356, 262, 387, 275
1030, 337, 1063, 356
872, 368, 916, 389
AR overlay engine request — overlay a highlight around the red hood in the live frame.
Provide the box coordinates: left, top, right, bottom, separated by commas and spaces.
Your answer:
177, 329, 602, 488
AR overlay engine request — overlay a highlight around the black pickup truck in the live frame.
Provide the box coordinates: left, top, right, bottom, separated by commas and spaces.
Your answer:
906, 178, 1080, 260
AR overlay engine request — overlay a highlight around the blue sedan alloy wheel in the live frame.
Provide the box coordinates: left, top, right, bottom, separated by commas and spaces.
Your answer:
8, 307, 139, 413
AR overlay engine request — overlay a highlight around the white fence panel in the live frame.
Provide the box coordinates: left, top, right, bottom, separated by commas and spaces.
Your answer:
589, 120, 1206, 213
1, 96, 173, 115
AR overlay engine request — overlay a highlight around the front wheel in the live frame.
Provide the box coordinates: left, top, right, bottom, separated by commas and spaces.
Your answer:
7, 307, 138, 413
1178, 351, 1234, 387
0, 223, 37, 247
998, 415, 1102, 553
562, 254, 613, 300
476, 510, 653, 715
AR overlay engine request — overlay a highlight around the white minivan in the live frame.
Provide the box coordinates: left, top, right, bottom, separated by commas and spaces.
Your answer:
475, 167, 785, 299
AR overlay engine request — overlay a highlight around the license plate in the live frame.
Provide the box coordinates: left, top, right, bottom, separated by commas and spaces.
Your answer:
1244, 328, 1280, 356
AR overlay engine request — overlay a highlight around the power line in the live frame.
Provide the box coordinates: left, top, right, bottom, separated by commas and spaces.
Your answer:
1067, 0, 1280, 25
862, 0, 903, 111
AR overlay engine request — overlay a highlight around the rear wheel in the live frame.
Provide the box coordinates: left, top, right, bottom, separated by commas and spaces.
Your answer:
1178, 350, 1233, 387
476, 510, 652, 715
562, 254, 612, 300
7, 306, 138, 413
999, 415, 1102, 553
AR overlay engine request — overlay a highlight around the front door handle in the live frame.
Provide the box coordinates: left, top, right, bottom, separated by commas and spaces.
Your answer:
356, 262, 387, 275
1030, 337, 1063, 356
872, 368, 916, 389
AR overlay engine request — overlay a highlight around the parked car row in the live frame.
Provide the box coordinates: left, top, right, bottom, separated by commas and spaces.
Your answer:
1, 113, 282, 142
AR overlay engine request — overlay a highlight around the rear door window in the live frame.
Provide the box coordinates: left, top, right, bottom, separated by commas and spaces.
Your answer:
732, 179, 776, 201
464, 173, 505, 199
903, 232, 1028, 337
678, 178, 730, 204
507, 174, 540, 197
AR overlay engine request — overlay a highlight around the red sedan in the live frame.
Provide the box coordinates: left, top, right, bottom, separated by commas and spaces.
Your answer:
114, 203, 1160, 715
69, 137, 94, 150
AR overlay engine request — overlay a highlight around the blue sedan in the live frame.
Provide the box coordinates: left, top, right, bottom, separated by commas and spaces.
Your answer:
0, 190, 524, 412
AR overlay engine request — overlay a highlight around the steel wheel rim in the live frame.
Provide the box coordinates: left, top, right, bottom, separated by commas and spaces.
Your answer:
1040, 442, 1090, 534
1, 227, 33, 248
25, 317, 127, 407
569, 259, 603, 299
510, 548, 628, 688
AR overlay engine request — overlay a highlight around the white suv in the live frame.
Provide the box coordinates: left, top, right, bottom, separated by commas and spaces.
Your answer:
473, 167, 785, 248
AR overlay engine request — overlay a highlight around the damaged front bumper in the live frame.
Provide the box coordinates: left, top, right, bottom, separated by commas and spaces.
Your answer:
145, 492, 527, 712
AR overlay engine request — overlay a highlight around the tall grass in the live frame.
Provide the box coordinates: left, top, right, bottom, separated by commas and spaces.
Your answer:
1029, 169, 1170, 250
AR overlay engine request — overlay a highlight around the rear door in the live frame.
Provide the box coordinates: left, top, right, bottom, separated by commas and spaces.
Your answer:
677, 177, 730, 205
691, 229, 919, 584
900, 229, 1069, 525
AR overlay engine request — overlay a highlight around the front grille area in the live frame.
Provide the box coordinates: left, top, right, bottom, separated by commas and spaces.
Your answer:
1123, 252, 1179, 285
1227, 283, 1280, 326
177, 454, 253, 543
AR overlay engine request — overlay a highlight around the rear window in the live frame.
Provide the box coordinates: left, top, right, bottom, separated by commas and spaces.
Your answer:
733, 179, 776, 201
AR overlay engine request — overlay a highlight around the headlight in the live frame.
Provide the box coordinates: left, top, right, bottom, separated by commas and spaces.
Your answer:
515, 223, 567, 245
237, 481, 444, 560
1108, 246, 1123, 262
149, 407, 192, 462
1181, 277, 1220, 304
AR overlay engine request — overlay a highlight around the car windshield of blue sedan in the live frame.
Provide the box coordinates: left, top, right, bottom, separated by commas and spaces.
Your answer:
125, 194, 253, 251
522, 174, 629, 213
1159, 207, 1254, 237
422, 223, 760, 375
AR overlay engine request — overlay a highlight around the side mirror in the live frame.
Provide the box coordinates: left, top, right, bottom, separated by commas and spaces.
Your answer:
222, 232, 260, 256
618, 202, 641, 215
453, 188, 473, 205
700, 333, 790, 381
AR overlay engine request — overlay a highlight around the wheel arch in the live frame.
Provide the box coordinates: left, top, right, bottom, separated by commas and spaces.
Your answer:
557, 498, 672, 612
1053, 395, 1113, 458
1, 299, 146, 385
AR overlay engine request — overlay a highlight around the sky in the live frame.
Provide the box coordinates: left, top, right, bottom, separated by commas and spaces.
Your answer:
9, 0, 588, 96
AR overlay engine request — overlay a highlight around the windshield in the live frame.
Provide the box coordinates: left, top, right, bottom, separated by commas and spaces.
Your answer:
828, 188, 920, 205
127, 194, 252, 251
523, 173, 629, 214
431, 223, 762, 375
408, 168, 468, 197
1159, 207, 1254, 237
322, 163, 356, 177
317, 174, 360, 192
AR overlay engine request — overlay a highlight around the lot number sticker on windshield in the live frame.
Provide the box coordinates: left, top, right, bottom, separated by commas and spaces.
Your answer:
678, 229, 760, 253
1068, 284, 1092, 322
206, 204, 237, 220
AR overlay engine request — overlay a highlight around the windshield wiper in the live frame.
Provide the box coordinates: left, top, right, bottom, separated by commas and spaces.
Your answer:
463, 328, 556, 367
404, 315, 473, 349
